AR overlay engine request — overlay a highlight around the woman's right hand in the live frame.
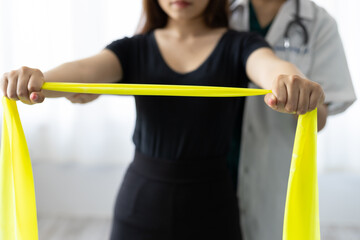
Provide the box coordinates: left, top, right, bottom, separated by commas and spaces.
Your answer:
1, 66, 45, 104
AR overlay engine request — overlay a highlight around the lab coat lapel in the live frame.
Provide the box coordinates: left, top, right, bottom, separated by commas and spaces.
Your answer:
266, 1, 297, 45
266, 0, 315, 74
266, 0, 316, 45
230, 0, 249, 31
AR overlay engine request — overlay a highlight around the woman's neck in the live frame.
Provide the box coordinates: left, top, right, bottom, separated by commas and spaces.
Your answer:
164, 17, 212, 39
251, 0, 286, 5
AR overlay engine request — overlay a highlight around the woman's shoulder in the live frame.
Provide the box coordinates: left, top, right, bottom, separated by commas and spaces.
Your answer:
223, 29, 270, 63
105, 32, 154, 51
111, 31, 153, 44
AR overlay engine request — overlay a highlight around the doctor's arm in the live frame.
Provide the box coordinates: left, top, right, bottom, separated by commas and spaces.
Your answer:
308, 13, 356, 116
246, 47, 327, 131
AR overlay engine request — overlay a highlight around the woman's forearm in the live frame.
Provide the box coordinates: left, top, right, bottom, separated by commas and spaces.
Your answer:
43, 61, 92, 98
0, 50, 122, 104
247, 49, 305, 90
43, 50, 123, 98
246, 48, 325, 116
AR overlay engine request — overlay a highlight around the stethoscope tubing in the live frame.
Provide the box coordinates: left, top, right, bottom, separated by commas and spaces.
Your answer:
283, 0, 309, 49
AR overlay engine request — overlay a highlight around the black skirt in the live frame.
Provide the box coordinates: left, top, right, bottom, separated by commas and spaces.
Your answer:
110, 151, 242, 240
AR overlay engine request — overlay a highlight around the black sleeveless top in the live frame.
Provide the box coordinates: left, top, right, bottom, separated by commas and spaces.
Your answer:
106, 30, 269, 162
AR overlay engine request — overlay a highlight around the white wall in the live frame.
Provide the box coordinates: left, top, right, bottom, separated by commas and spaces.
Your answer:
313, 0, 360, 229
314, 0, 360, 172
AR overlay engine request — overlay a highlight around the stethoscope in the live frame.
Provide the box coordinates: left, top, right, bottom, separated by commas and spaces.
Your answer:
283, 0, 309, 51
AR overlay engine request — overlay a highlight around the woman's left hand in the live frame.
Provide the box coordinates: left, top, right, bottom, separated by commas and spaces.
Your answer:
264, 74, 325, 115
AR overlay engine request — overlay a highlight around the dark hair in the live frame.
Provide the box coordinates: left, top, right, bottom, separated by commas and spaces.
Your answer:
137, 0, 229, 34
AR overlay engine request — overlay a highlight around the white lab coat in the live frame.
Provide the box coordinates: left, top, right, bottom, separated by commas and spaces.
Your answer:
230, 0, 357, 239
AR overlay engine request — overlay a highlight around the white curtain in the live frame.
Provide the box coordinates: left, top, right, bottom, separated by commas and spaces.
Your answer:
0, 0, 142, 165
0, 0, 359, 171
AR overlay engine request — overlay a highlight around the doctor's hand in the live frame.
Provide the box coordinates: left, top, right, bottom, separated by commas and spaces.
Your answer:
1, 67, 46, 104
264, 74, 325, 115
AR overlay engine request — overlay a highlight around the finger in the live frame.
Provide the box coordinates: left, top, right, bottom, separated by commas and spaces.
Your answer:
319, 92, 325, 107
297, 87, 310, 115
1, 74, 9, 97
73, 96, 84, 104
272, 75, 287, 111
309, 90, 322, 111
84, 94, 100, 102
28, 71, 45, 103
7, 71, 19, 100
74, 95, 89, 104
66, 94, 80, 103
30, 92, 45, 103
17, 69, 31, 104
66, 94, 100, 104
20, 99, 34, 105
28, 70, 44, 93
264, 93, 277, 110
284, 76, 301, 113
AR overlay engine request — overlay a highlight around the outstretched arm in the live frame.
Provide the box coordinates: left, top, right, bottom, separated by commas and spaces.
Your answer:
246, 47, 327, 131
1, 49, 122, 104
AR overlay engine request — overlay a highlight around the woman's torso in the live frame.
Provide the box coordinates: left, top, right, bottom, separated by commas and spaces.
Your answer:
106, 29, 269, 161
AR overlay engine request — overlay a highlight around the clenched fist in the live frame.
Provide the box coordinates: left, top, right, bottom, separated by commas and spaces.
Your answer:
265, 74, 325, 115
1, 66, 45, 104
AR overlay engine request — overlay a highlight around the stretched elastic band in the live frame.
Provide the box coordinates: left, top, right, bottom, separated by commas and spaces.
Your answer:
42, 82, 272, 97
1, 82, 320, 240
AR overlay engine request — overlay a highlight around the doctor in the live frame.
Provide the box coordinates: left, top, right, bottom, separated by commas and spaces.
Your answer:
229, 0, 356, 239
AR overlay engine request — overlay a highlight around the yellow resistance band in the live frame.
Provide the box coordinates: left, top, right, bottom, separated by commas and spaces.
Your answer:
0, 83, 320, 240
42, 82, 272, 97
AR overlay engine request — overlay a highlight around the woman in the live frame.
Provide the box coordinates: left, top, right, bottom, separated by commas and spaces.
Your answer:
228, 0, 356, 239
0, 0, 324, 239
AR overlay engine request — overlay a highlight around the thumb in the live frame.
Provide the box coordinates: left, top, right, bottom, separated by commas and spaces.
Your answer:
264, 93, 277, 109
30, 92, 45, 104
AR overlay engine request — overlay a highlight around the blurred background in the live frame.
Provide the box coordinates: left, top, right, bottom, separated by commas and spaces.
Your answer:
0, 0, 359, 239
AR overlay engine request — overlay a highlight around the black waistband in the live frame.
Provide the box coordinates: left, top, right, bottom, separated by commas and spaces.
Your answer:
129, 151, 229, 183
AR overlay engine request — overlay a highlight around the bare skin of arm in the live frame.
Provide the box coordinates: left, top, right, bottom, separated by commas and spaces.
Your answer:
1, 26, 326, 131
0, 49, 121, 104
249, 0, 328, 131
246, 47, 327, 131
